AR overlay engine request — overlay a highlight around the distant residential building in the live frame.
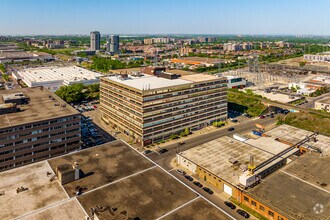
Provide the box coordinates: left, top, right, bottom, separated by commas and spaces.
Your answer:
0, 87, 81, 172
179, 47, 196, 56
143, 38, 154, 45
110, 35, 120, 54
140, 66, 166, 76
90, 31, 101, 51
304, 53, 330, 62
242, 43, 252, 50
315, 97, 330, 112
223, 43, 242, 51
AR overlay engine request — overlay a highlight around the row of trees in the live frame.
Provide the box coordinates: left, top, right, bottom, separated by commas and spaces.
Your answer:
228, 89, 266, 117
55, 83, 100, 103
89, 57, 144, 72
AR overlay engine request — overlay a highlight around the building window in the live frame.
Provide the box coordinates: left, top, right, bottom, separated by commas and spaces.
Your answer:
268, 211, 274, 217
244, 196, 249, 202
260, 205, 265, 211
251, 201, 257, 206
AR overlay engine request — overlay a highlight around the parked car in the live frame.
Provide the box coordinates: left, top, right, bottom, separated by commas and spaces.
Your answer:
202, 187, 213, 194
158, 148, 168, 154
224, 201, 236, 209
228, 127, 235, 131
184, 175, 193, 181
143, 150, 152, 155
237, 209, 250, 218
260, 115, 265, 119
193, 181, 203, 188
176, 169, 186, 175
178, 142, 185, 146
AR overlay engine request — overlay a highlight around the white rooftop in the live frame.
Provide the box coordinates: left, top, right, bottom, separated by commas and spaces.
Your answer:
106, 74, 189, 90
18, 66, 102, 84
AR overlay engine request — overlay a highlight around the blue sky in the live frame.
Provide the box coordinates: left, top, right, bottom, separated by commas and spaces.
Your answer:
0, 0, 329, 35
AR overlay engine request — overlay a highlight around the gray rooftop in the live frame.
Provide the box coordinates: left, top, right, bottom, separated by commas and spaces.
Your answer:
0, 87, 79, 129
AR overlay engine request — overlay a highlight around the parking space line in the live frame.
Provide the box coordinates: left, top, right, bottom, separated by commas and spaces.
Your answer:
120, 139, 236, 220
156, 196, 200, 220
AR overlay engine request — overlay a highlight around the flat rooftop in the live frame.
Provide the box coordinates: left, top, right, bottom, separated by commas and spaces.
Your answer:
247, 154, 330, 220
0, 87, 78, 129
316, 96, 330, 104
253, 90, 301, 103
106, 73, 221, 91
77, 167, 198, 220
48, 140, 154, 197
179, 136, 275, 186
264, 124, 330, 155
0, 161, 69, 219
1, 140, 232, 220
245, 136, 292, 155
161, 198, 233, 220
20, 199, 86, 220
18, 66, 102, 83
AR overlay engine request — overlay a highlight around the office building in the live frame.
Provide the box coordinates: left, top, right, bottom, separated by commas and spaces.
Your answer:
100, 73, 227, 146
90, 31, 100, 51
110, 35, 120, 54
0, 87, 81, 172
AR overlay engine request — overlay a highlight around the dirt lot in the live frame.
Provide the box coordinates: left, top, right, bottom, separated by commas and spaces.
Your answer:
0, 161, 68, 220
161, 198, 232, 220
48, 141, 154, 197
78, 167, 198, 219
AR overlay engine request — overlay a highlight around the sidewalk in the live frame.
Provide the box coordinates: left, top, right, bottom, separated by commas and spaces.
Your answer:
148, 122, 236, 150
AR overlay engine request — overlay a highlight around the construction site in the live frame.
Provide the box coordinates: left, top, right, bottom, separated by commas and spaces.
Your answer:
176, 124, 329, 220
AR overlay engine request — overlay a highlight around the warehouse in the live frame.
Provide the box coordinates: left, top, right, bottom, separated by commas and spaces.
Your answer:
16, 66, 102, 91
176, 136, 296, 198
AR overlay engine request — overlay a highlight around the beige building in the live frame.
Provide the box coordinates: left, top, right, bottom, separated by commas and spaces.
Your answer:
100, 72, 227, 146
315, 96, 330, 112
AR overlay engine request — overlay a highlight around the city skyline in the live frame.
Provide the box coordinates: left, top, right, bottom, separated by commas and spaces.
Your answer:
1, 0, 330, 35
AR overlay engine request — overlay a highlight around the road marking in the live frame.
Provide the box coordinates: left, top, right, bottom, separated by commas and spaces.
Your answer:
156, 196, 200, 220
281, 170, 330, 194
120, 139, 236, 220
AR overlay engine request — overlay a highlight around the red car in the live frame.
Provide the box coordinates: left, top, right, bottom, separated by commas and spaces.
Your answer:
259, 115, 265, 119
93, 105, 97, 109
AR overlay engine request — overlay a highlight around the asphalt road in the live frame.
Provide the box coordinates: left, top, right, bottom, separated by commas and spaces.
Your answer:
147, 116, 276, 170
300, 93, 329, 109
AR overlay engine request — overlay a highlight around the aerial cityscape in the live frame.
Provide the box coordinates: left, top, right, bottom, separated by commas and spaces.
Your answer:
0, 0, 329, 220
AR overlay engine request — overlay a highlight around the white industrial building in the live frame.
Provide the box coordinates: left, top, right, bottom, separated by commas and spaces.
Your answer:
304, 52, 330, 62
225, 75, 247, 89
15, 66, 102, 91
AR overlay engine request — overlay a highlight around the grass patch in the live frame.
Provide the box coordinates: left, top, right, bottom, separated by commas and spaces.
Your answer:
228, 89, 266, 117
283, 112, 330, 135
230, 198, 268, 220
